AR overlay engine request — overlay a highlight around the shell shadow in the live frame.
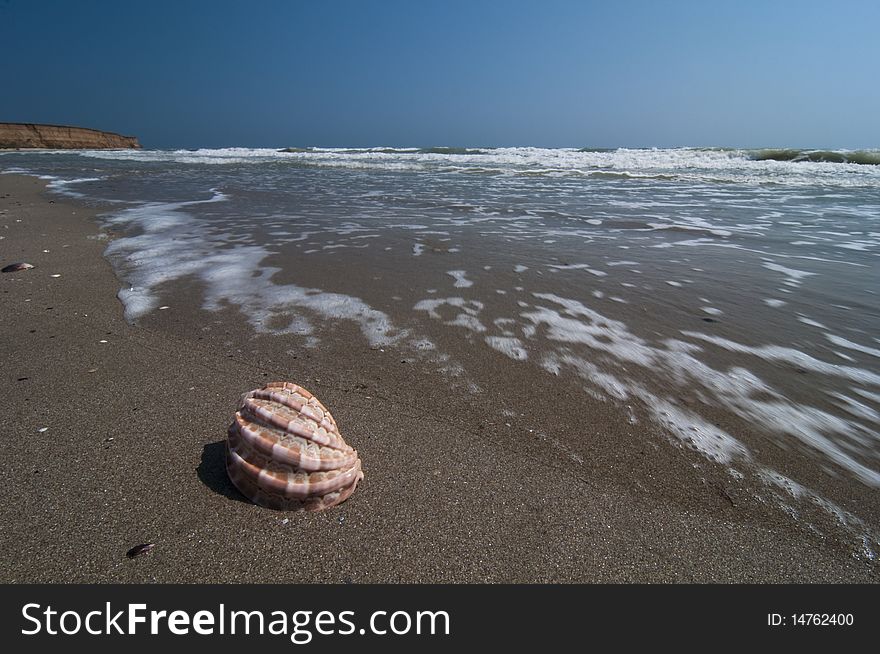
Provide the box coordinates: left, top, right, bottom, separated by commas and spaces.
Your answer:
197, 440, 250, 504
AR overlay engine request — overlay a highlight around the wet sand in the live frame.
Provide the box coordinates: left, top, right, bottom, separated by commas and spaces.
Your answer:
0, 174, 876, 582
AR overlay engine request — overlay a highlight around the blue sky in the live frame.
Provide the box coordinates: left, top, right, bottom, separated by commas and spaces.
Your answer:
2, 0, 878, 149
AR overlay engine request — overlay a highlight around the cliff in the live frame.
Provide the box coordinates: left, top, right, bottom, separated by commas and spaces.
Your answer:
0, 123, 140, 149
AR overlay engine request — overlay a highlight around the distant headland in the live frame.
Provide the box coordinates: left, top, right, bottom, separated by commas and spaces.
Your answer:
0, 122, 140, 149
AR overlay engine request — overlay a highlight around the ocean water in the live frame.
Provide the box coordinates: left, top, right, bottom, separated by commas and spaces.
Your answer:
3, 146, 879, 548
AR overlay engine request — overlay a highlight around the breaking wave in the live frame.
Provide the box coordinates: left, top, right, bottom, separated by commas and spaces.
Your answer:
750, 148, 880, 165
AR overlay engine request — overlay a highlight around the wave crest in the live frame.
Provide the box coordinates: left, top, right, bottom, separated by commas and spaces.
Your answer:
750, 148, 880, 165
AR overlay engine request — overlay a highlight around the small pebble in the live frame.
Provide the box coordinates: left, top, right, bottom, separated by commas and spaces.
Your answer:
36, 427, 49, 433
126, 543, 155, 559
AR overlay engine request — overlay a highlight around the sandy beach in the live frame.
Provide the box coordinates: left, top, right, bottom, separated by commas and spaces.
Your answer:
1, 173, 877, 583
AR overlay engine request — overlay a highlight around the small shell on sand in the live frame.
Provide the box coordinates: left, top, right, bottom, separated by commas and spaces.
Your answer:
2, 262, 35, 273
226, 381, 364, 511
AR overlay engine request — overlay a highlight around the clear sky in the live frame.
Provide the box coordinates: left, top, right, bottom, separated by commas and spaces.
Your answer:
2, 0, 878, 149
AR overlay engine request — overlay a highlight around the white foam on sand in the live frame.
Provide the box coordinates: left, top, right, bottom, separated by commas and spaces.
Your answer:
680, 332, 880, 386
828, 392, 880, 422
500, 293, 880, 486
485, 336, 529, 361
797, 315, 827, 328
648, 222, 733, 238
101, 193, 404, 347
414, 297, 486, 333
758, 468, 876, 555
522, 293, 656, 366
852, 388, 880, 405
547, 263, 607, 276
97, 189, 494, 403
676, 330, 880, 486
447, 270, 474, 288
762, 261, 817, 287
44, 176, 105, 199
826, 334, 880, 358
449, 313, 486, 333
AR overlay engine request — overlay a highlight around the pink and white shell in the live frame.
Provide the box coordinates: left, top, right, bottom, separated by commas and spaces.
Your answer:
225, 381, 364, 511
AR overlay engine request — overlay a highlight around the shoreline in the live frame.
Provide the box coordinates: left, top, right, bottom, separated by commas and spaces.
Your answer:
1, 174, 877, 583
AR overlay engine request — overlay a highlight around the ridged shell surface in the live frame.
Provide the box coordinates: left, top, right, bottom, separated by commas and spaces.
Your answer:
226, 382, 363, 511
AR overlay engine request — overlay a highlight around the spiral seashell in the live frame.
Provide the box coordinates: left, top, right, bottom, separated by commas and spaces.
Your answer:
225, 381, 364, 511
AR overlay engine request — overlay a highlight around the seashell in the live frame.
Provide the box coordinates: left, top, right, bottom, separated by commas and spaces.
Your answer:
2, 262, 35, 273
226, 381, 364, 511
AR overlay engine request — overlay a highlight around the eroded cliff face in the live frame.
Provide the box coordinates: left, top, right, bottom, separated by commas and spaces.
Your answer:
0, 123, 140, 149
